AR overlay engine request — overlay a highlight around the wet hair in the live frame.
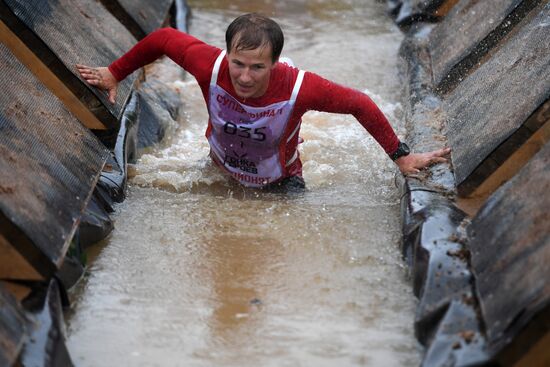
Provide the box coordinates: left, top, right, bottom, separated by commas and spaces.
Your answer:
225, 13, 284, 63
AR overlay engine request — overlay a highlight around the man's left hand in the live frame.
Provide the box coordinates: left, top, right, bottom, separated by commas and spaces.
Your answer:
395, 147, 451, 175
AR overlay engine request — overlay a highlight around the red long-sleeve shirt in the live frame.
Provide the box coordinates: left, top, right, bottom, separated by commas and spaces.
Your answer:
109, 28, 399, 178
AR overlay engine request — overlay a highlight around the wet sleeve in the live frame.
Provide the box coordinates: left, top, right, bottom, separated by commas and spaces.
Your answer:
108, 28, 220, 84
297, 72, 399, 155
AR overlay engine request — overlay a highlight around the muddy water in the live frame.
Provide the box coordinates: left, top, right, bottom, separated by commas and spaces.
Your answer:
66, 1, 420, 366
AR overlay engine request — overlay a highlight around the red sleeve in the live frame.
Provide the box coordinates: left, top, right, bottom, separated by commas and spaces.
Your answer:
108, 28, 220, 86
295, 72, 399, 155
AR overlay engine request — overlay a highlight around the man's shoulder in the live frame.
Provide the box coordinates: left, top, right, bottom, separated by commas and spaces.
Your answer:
258, 64, 302, 105
183, 36, 222, 64
268, 63, 302, 98
182, 40, 223, 85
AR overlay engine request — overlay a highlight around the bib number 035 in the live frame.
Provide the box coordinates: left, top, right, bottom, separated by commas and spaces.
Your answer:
223, 121, 266, 142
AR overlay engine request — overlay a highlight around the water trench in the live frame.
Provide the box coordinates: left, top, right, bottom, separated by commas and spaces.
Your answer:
66, 1, 421, 366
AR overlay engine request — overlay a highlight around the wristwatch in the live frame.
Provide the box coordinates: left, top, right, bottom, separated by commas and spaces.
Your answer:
390, 142, 410, 161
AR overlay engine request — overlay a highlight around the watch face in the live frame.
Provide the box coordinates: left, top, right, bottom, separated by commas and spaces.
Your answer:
392, 142, 410, 161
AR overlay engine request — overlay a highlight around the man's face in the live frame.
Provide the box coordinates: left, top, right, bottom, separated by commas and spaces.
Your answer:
227, 44, 275, 99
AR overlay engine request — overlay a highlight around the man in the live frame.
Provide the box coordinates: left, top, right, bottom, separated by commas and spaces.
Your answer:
77, 13, 449, 190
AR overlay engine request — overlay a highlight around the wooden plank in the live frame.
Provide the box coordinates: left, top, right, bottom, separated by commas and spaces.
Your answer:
468, 105, 550, 199
0, 20, 106, 130
0, 235, 43, 281
430, 0, 542, 91
0, 0, 139, 130
0, 284, 27, 367
396, 0, 456, 25
99, 0, 174, 40
468, 142, 550, 357
0, 281, 33, 303
0, 42, 109, 277
434, 0, 460, 17
444, 3, 550, 195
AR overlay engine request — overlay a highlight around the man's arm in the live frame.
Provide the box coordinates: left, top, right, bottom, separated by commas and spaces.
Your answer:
77, 28, 218, 104
297, 72, 450, 174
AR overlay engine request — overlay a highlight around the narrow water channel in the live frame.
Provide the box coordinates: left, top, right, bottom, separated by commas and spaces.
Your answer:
66, 1, 420, 366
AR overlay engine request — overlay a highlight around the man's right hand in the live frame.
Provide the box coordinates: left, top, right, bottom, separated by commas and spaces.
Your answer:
395, 147, 451, 175
76, 64, 118, 104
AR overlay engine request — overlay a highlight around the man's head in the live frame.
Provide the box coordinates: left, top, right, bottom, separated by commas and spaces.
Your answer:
225, 13, 284, 63
225, 13, 284, 99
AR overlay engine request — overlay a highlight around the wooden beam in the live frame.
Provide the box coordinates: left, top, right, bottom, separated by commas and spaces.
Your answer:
0, 235, 43, 281
0, 18, 109, 130
435, 0, 460, 17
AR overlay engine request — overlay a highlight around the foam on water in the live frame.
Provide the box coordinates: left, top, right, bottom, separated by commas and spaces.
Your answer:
130, 81, 403, 193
